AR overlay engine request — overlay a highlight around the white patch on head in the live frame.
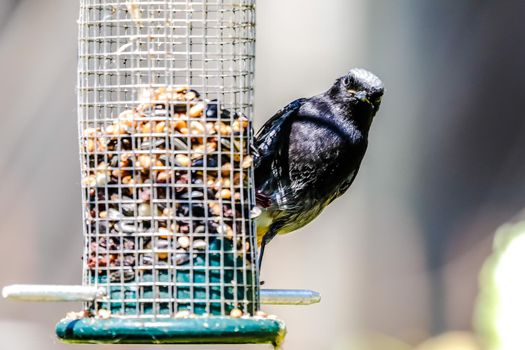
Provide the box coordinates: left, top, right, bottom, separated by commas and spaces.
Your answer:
349, 68, 384, 93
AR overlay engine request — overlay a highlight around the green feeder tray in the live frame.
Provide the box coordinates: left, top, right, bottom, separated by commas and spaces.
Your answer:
56, 316, 286, 346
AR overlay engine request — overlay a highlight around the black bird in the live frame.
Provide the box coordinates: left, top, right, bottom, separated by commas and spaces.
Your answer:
254, 68, 384, 268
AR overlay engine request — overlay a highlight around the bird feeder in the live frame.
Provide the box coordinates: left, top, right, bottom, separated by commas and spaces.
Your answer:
2, 0, 319, 346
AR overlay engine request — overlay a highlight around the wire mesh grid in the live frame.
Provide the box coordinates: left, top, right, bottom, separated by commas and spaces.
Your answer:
78, 0, 257, 318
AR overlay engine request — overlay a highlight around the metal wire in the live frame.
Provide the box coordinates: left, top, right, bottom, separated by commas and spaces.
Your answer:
78, 0, 256, 319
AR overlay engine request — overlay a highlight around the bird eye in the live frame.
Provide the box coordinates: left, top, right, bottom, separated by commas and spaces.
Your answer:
343, 76, 352, 87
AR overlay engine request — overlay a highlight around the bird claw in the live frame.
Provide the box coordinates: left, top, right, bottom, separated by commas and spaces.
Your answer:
250, 206, 262, 218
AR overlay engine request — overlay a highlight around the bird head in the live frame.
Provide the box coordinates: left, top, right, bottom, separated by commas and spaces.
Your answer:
333, 68, 384, 117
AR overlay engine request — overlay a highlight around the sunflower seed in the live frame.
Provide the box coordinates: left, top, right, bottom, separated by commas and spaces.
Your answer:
193, 239, 207, 250
140, 138, 165, 149
107, 208, 124, 220
117, 221, 136, 234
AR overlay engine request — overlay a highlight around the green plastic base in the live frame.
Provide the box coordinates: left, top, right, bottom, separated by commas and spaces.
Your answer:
56, 317, 286, 345
92, 239, 256, 317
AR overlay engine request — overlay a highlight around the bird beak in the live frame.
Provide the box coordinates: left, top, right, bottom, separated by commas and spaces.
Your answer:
355, 91, 370, 104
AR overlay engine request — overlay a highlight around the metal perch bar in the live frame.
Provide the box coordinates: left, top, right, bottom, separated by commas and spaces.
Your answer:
3, 285, 320, 305
2, 285, 106, 302
260, 289, 321, 305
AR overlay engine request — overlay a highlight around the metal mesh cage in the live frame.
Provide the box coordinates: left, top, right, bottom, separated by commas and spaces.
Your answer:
78, 0, 257, 318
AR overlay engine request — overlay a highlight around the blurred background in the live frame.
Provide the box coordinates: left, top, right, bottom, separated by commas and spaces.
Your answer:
1, 0, 525, 349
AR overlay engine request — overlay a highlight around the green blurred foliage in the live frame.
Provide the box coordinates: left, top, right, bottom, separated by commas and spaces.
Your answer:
475, 213, 525, 350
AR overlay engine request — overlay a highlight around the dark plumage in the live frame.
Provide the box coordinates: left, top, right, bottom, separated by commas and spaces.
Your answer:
254, 68, 384, 268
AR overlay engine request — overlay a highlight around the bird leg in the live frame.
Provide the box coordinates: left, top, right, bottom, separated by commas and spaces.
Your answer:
257, 228, 278, 272
258, 240, 267, 272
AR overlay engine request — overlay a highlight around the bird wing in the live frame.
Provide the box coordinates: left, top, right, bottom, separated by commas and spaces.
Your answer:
254, 99, 305, 164
254, 98, 306, 208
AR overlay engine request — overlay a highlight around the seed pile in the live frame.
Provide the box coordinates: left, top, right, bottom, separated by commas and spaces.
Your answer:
81, 87, 254, 284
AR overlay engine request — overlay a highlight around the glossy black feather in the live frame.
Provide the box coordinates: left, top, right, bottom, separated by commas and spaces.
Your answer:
255, 96, 367, 211
254, 68, 384, 265
254, 99, 305, 204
